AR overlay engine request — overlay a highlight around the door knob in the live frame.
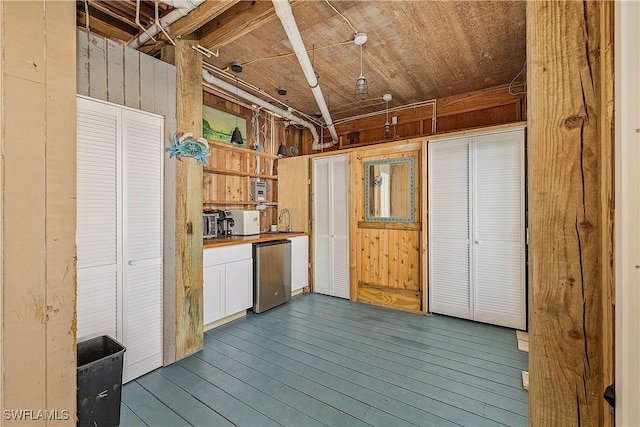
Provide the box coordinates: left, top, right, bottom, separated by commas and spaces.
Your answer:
475, 240, 481, 244
128, 260, 136, 266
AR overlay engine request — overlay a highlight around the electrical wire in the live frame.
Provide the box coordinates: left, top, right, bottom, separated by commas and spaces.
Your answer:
241, 40, 353, 67
325, 0, 358, 35
83, 0, 90, 30
508, 60, 527, 95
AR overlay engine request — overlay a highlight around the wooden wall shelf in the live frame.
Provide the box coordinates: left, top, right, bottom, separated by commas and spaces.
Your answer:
203, 200, 277, 206
203, 167, 277, 180
207, 139, 279, 160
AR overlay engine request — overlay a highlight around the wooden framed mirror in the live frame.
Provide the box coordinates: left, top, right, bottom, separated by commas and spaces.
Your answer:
364, 157, 415, 222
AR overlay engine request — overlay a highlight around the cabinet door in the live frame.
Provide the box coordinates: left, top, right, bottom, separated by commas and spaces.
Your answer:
313, 158, 331, 295
428, 138, 472, 320
330, 155, 350, 299
472, 130, 525, 329
76, 98, 119, 341
290, 236, 309, 292
225, 258, 253, 315
122, 108, 164, 382
204, 264, 225, 324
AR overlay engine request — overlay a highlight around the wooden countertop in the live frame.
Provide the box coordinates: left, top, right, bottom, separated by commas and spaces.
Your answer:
203, 232, 307, 249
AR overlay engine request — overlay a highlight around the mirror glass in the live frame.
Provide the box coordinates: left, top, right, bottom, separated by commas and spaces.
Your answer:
365, 157, 415, 222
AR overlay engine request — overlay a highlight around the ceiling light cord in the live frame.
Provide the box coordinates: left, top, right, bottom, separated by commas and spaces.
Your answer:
325, 0, 358, 35
508, 60, 527, 96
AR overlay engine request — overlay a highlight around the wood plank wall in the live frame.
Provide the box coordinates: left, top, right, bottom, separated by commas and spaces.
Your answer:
202, 89, 306, 230
349, 143, 424, 312
305, 85, 524, 154
1, 2, 77, 424
76, 29, 181, 365
527, 1, 612, 425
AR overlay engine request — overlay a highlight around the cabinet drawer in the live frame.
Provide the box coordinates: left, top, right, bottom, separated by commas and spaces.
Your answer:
204, 243, 252, 267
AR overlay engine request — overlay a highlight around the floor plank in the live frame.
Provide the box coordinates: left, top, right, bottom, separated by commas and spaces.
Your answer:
269, 304, 529, 400
121, 293, 528, 427
244, 311, 529, 418
221, 320, 519, 426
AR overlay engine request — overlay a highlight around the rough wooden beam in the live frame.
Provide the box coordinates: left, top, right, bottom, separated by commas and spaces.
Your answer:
599, 2, 615, 426
172, 38, 204, 360
200, 0, 301, 51
77, 13, 135, 43
527, 1, 610, 425
169, 0, 239, 39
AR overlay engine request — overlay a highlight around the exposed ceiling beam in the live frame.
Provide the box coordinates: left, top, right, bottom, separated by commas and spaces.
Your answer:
200, 0, 301, 51
169, 0, 240, 39
78, 14, 135, 43
86, 0, 139, 29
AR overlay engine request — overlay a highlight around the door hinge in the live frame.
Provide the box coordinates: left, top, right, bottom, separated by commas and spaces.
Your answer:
604, 383, 615, 408
526, 228, 530, 245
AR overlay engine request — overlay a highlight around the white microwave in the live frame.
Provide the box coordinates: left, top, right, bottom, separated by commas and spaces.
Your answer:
228, 210, 260, 235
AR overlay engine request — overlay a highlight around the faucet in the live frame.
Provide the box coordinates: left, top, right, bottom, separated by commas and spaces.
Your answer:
278, 208, 291, 232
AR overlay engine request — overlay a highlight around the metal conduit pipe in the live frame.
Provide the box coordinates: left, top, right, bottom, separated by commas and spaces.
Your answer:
128, 0, 205, 49
202, 69, 335, 149
271, 0, 339, 146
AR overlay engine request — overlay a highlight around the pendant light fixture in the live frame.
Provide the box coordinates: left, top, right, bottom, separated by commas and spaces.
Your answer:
383, 93, 392, 139
354, 33, 368, 100
230, 76, 244, 145
277, 141, 287, 157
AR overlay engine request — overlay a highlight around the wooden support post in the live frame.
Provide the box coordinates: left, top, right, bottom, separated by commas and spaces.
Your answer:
527, 1, 613, 425
171, 39, 204, 360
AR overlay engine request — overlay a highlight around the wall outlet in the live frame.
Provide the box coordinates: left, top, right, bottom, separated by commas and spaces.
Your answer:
391, 116, 398, 125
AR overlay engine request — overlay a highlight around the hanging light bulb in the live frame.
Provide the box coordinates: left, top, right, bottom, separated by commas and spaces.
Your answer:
354, 44, 368, 100
383, 94, 392, 139
230, 77, 244, 145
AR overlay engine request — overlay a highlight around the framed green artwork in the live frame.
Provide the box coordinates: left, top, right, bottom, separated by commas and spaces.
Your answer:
202, 105, 247, 147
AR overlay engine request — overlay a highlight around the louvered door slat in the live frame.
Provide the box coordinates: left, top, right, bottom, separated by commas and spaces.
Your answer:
428, 139, 471, 319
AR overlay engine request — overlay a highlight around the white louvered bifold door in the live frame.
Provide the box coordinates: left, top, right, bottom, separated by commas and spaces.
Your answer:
472, 130, 525, 329
330, 155, 350, 299
313, 158, 331, 295
428, 138, 471, 320
121, 109, 164, 382
76, 98, 120, 341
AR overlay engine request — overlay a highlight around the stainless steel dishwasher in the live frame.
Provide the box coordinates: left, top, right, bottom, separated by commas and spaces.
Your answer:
253, 239, 291, 313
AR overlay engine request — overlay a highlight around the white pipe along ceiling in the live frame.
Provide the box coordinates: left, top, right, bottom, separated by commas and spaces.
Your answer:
201, 69, 328, 148
271, 0, 339, 146
128, 0, 205, 49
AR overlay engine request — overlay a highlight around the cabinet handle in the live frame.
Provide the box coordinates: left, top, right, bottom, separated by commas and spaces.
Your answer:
475, 240, 481, 244
128, 260, 136, 266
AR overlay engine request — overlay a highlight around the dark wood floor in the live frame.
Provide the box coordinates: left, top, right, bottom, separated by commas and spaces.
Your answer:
121, 293, 528, 426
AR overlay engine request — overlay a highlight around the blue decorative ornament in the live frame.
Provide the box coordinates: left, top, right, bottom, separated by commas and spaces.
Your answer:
166, 133, 211, 165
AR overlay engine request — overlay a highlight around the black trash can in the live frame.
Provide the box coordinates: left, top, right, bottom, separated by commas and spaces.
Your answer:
77, 335, 126, 427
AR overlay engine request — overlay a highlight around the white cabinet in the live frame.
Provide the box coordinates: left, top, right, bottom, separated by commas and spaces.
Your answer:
428, 128, 526, 330
313, 155, 350, 299
225, 259, 253, 314
203, 264, 224, 324
289, 236, 309, 292
76, 96, 164, 382
203, 244, 253, 326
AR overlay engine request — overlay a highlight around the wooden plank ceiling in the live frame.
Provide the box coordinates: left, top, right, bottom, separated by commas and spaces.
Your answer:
76, 0, 526, 121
